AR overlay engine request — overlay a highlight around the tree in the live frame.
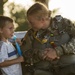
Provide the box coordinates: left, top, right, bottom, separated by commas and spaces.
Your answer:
7, 2, 29, 31
0, 0, 8, 15
35, 0, 49, 7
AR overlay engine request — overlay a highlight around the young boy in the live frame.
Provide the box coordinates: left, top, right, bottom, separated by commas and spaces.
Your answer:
0, 16, 24, 75
21, 2, 75, 75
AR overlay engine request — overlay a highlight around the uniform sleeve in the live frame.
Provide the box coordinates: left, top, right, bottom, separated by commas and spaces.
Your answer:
21, 31, 33, 63
56, 18, 75, 56
61, 38, 75, 54
62, 18, 75, 54
21, 32, 32, 53
63, 18, 75, 37
53, 17, 75, 56
55, 46, 64, 56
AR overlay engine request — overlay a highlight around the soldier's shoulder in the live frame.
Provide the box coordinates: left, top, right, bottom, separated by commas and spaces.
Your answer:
53, 15, 63, 22
63, 18, 73, 24
25, 28, 32, 36
22, 28, 32, 40
53, 15, 73, 24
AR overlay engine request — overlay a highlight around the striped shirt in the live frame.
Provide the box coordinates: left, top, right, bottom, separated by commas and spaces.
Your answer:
0, 41, 22, 75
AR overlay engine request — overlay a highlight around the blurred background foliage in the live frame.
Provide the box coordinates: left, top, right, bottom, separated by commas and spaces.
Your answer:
0, 0, 8, 15
0, 0, 51, 31
0, 0, 74, 32
7, 2, 29, 31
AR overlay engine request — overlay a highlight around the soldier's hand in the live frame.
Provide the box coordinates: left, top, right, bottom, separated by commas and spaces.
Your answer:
17, 56, 24, 62
16, 38, 22, 45
43, 48, 59, 61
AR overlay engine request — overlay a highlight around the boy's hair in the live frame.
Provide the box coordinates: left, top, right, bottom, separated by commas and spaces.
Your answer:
27, 2, 51, 18
0, 16, 13, 28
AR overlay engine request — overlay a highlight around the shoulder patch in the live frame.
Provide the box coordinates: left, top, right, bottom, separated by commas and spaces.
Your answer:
54, 15, 63, 22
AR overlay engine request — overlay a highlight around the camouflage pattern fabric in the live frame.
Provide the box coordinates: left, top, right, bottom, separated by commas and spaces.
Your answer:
21, 15, 75, 75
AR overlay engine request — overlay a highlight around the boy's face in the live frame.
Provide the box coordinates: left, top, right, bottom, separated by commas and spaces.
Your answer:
0, 21, 14, 39
28, 14, 50, 31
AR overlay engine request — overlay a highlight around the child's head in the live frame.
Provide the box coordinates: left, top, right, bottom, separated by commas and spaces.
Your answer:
27, 2, 51, 31
0, 16, 14, 40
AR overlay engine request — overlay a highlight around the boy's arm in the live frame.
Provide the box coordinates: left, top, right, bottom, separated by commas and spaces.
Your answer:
0, 56, 24, 67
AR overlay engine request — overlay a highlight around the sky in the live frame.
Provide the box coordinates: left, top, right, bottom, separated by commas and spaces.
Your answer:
49, 0, 75, 21
5, 0, 75, 21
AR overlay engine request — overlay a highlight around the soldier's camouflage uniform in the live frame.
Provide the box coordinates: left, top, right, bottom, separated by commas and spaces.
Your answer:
21, 15, 75, 75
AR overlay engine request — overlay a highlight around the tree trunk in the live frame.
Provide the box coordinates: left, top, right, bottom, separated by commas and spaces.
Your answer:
0, 0, 3, 15
0, 0, 8, 15
35, 0, 49, 7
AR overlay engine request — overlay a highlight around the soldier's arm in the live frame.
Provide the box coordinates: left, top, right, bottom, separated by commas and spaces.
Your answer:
59, 18, 75, 55
54, 17, 75, 56
21, 31, 34, 64
63, 18, 75, 37
54, 43, 75, 57
50, 16, 75, 56
61, 38, 75, 54
21, 31, 32, 54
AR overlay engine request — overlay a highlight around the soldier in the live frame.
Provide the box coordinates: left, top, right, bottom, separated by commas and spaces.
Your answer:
21, 2, 75, 75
